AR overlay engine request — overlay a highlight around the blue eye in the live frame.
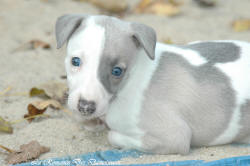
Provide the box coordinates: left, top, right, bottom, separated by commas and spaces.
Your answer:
112, 67, 123, 77
71, 57, 81, 67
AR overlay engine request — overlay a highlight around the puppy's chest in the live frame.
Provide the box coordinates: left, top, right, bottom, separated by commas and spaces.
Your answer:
106, 95, 143, 135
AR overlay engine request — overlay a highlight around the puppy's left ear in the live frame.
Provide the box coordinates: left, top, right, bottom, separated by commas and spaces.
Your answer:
55, 14, 87, 49
130, 23, 157, 60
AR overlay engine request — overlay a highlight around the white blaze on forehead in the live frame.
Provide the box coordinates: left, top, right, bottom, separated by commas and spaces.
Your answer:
67, 17, 106, 101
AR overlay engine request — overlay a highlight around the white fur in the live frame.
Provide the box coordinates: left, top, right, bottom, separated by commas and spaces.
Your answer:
66, 17, 111, 121
106, 44, 165, 149
156, 42, 207, 66
188, 40, 202, 44
210, 41, 250, 145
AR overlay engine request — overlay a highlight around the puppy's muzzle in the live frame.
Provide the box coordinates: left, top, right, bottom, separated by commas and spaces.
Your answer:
77, 98, 96, 115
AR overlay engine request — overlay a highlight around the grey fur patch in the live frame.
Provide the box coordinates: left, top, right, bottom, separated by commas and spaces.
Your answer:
95, 16, 144, 94
139, 51, 236, 153
185, 42, 241, 64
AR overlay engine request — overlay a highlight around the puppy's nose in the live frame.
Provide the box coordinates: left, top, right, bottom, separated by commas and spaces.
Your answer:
77, 98, 96, 115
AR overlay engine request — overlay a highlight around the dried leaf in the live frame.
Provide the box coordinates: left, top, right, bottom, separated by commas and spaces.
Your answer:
135, 0, 180, 16
0, 116, 13, 134
82, 0, 128, 13
29, 88, 46, 97
5, 140, 50, 165
29, 81, 68, 104
148, 1, 180, 16
194, 0, 216, 7
60, 75, 67, 79
13, 39, 51, 52
30, 40, 51, 49
162, 38, 173, 44
24, 99, 62, 122
232, 19, 250, 32
135, 0, 153, 13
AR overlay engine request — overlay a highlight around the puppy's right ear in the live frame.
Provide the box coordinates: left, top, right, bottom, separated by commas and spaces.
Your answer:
55, 14, 87, 49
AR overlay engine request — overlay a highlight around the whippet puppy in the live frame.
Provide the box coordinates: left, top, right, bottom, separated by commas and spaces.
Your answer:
55, 14, 250, 154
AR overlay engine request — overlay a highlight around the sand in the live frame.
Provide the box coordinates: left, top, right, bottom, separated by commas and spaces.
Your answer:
0, 0, 250, 165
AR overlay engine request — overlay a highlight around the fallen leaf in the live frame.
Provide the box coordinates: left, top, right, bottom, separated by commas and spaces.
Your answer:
232, 19, 250, 32
0, 116, 13, 134
135, 0, 180, 16
29, 81, 68, 104
30, 40, 51, 49
24, 99, 62, 122
13, 39, 51, 52
29, 88, 46, 97
148, 2, 180, 16
193, 0, 216, 7
135, 0, 153, 13
78, 0, 128, 13
60, 75, 67, 79
168, 0, 182, 6
162, 38, 173, 44
5, 140, 50, 165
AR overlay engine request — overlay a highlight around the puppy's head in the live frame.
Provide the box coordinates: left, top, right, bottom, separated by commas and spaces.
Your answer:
55, 14, 156, 122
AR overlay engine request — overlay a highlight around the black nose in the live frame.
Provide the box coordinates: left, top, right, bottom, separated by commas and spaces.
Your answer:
77, 98, 96, 115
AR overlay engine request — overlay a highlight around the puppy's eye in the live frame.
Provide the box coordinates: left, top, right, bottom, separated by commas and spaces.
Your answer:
112, 67, 123, 77
71, 57, 81, 67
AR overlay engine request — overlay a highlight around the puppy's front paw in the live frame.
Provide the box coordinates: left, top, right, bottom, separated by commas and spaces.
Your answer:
108, 131, 123, 148
108, 131, 142, 149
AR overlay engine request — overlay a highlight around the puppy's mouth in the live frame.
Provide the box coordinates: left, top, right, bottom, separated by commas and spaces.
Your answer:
76, 108, 106, 120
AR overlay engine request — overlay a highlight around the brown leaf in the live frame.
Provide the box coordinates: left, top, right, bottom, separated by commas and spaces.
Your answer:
60, 75, 67, 79
24, 99, 62, 122
194, 0, 216, 7
135, 0, 180, 16
147, 1, 180, 16
81, 0, 128, 13
162, 38, 173, 44
30, 40, 51, 49
135, 0, 153, 13
232, 19, 250, 32
5, 140, 50, 165
29, 81, 68, 104
13, 39, 51, 52
0, 116, 13, 134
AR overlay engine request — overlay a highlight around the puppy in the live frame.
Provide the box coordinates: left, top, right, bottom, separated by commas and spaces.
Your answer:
55, 14, 250, 154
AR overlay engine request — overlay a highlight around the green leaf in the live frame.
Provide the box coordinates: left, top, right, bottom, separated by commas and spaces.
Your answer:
0, 116, 13, 134
29, 88, 46, 97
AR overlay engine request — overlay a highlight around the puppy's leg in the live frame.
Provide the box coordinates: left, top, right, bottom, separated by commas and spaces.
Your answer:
108, 117, 192, 155
108, 131, 142, 149
142, 116, 192, 155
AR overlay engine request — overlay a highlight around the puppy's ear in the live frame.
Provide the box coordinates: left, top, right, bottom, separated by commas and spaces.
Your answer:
130, 23, 157, 60
55, 14, 87, 49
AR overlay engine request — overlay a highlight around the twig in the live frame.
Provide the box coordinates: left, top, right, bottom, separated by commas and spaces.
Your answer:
0, 144, 15, 153
0, 86, 12, 96
10, 114, 50, 125
61, 108, 72, 116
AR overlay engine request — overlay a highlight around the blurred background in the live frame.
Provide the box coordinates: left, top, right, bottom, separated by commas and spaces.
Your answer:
1, 0, 250, 165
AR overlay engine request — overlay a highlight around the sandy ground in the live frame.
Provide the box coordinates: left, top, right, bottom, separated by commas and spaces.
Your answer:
0, 0, 250, 165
